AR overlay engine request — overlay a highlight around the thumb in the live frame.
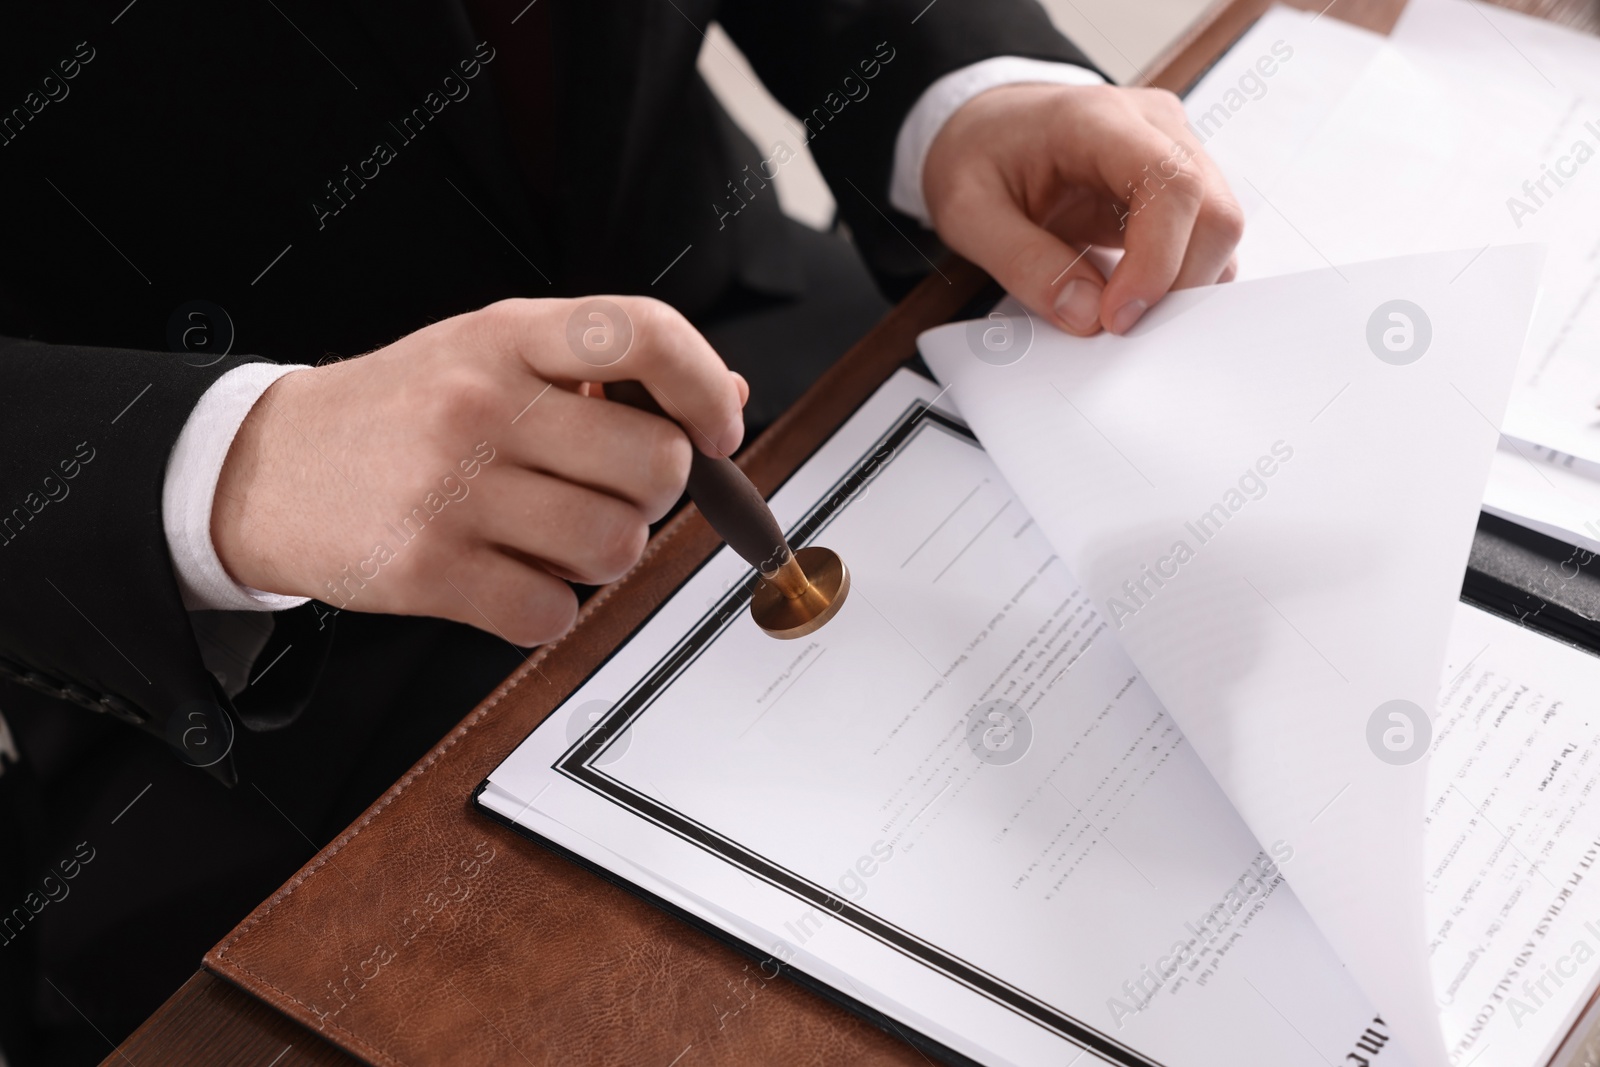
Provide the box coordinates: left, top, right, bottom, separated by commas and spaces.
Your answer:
1045, 246, 1110, 337
943, 196, 1108, 337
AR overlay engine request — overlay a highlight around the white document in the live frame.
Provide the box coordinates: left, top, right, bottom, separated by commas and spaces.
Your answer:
1428, 606, 1600, 1067
1388, 0, 1600, 548
1174, 0, 1600, 660
919, 248, 1543, 1067
482, 371, 1408, 1067
1392, 0, 1600, 104
1223, 0, 1600, 473
1181, 5, 1385, 193
477, 361, 1600, 1067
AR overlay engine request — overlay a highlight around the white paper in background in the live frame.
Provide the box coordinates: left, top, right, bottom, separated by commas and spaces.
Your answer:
1483, 441, 1600, 556
1181, 6, 1385, 197
1391, 0, 1600, 99
919, 248, 1544, 1067
1224, 5, 1600, 471
1387, 0, 1600, 545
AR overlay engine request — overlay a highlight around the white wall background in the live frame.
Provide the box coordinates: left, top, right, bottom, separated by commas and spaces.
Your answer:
698, 0, 1219, 229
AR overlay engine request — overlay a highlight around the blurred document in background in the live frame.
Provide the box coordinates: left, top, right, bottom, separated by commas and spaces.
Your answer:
1188, 1, 1600, 551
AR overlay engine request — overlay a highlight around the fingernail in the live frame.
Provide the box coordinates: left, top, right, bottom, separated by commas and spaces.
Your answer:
731, 372, 750, 408
1054, 279, 1102, 333
1109, 298, 1149, 335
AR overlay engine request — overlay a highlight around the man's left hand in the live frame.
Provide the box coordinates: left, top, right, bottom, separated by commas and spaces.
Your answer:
922, 83, 1243, 337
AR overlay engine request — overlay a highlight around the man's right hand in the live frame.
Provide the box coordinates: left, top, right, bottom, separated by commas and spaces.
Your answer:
211, 297, 747, 647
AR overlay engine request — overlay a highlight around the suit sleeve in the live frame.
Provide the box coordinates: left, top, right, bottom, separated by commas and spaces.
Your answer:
716, 0, 1102, 296
0, 338, 331, 784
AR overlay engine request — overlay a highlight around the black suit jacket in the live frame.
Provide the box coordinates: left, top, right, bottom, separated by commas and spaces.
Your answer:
0, 0, 1092, 780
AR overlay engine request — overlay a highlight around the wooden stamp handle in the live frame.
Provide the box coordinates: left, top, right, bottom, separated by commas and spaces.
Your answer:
606, 382, 795, 579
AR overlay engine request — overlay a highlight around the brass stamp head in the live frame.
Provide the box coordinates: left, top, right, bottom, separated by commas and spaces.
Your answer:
750, 545, 849, 639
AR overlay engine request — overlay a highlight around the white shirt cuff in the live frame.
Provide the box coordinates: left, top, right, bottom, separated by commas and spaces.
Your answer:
890, 57, 1107, 226
163, 362, 313, 612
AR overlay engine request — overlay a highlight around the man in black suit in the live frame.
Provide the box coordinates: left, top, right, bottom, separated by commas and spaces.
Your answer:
0, 0, 1240, 1060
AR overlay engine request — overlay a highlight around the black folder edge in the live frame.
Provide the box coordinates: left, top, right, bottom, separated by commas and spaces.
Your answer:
1461, 511, 1600, 660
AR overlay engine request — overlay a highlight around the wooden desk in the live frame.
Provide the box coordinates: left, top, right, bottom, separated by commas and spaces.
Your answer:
106, 0, 1597, 1063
